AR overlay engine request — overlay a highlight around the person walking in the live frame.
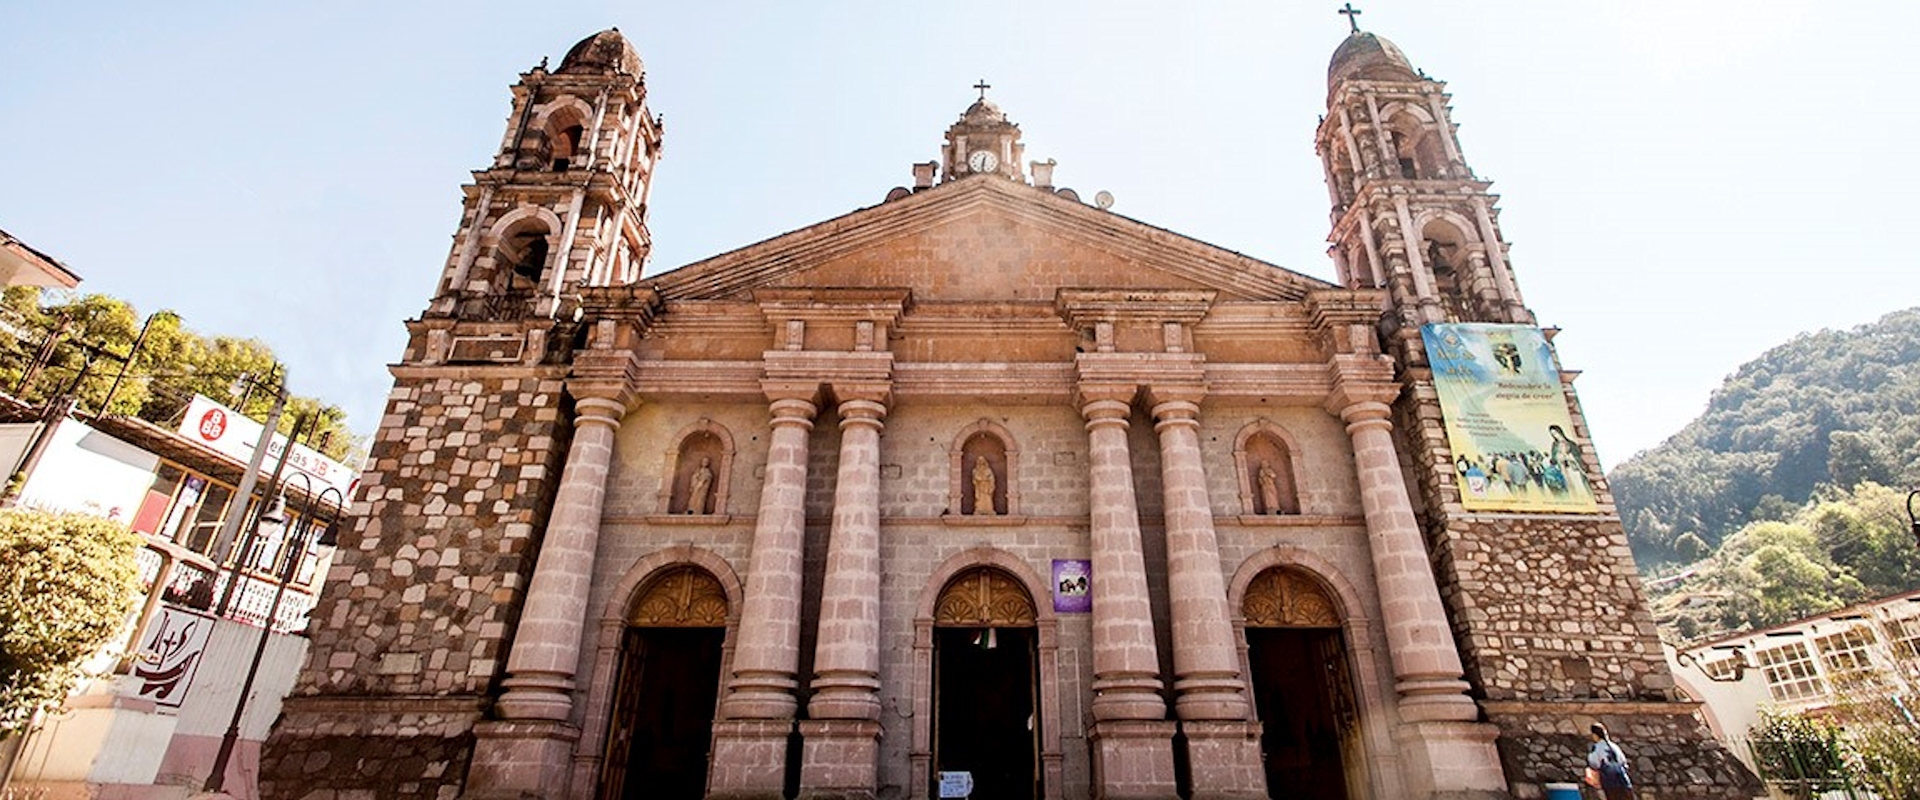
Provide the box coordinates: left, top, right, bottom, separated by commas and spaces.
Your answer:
1586, 722, 1634, 799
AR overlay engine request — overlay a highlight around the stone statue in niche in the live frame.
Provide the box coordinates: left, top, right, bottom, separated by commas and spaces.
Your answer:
686, 457, 714, 514
1257, 462, 1283, 515
971, 455, 997, 516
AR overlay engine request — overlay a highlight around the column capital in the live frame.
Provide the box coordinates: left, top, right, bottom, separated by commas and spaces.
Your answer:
830, 382, 892, 409
836, 397, 887, 431
767, 395, 819, 429
1079, 397, 1132, 429
567, 349, 642, 422
1144, 383, 1205, 414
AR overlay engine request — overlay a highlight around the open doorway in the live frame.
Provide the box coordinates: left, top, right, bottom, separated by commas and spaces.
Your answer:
1242, 567, 1364, 800
931, 567, 1040, 800
598, 566, 729, 800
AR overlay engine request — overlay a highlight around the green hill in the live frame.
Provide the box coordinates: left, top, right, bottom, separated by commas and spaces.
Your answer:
1608, 308, 1920, 640
1612, 307, 1920, 568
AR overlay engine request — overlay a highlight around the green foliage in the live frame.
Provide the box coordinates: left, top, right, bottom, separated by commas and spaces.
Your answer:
0, 509, 142, 735
1612, 308, 1920, 567
0, 289, 362, 463
1747, 712, 1853, 798
1650, 482, 1915, 639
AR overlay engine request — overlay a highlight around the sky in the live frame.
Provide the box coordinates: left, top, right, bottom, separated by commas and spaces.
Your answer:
1, 1, 1914, 471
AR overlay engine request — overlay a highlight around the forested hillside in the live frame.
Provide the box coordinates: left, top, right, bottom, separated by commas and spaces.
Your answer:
1612, 308, 1920, 569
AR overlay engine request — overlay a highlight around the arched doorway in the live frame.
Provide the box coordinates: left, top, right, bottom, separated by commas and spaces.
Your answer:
598, 565, 729, 800
933, 567, 1041, 800
1243, 567, 1364, 800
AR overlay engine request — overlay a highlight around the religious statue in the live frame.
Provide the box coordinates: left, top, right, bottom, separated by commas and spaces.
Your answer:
1257, 462, 1283, 515
686, 457, 714, 515
971, 455, 997, 516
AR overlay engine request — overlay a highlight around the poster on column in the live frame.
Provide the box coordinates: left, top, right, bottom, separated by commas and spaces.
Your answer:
1052, 559, 1091, 613
1420, 323, 1598, 513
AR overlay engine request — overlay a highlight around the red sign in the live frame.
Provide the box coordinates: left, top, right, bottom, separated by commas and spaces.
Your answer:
196, 408, 227, 442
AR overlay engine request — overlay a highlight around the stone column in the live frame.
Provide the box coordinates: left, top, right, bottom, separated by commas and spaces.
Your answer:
709, 392, 818, 800
1147, 392, 1264, 800
468, 389, 631, 797
1080, 394, 1178, 800
1333, 393, 1505, 796
800, 394, 887, 799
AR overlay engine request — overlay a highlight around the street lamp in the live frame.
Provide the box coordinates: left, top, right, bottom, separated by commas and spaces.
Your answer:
201, 470, 343, 794
1907, 490, 1920, 552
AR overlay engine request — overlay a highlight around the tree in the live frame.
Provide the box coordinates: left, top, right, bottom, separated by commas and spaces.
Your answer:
0, 288, 362, 464
0, 509, 142, 735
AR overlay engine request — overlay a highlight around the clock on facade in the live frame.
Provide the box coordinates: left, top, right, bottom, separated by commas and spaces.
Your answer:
967, 149, 999, 173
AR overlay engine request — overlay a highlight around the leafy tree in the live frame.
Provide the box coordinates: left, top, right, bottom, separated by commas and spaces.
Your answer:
0, 288, 362, 464
1747, 712, 1853, 799
0, 510, 142, 735
1650, 482, 1917, 641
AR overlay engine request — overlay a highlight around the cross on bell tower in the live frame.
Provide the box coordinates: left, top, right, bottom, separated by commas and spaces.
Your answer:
1315, 23, 1531, 362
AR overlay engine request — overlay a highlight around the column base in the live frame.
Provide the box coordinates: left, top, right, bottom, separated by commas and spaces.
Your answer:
797, 719, 882, 800
1391, 718, 1506, 799
465, 719, 580, 800
1089, 719, 1177, 800
1180, 720, 1266, 800
708, 719, 796, 800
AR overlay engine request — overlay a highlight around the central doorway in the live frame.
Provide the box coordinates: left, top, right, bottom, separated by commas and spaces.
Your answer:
932, 567, 1040, 800
598, 566, 730, 800
1242, 567, 1363, 800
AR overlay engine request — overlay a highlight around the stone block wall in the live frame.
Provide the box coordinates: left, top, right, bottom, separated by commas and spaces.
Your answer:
261, 371, 574, 799
1393, 374, 1760, 796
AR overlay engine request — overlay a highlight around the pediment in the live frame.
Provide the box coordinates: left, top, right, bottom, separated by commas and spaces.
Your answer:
645, 177, 1334, 303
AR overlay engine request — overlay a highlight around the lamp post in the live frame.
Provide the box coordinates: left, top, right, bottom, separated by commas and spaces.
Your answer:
1907, 490, 1920, 552
200, 471, 343, 795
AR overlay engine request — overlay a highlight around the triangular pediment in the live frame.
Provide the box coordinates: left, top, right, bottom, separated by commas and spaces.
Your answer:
646, 177, 1334, 303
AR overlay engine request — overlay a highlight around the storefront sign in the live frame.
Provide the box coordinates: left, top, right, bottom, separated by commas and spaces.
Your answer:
178, 394, 355, 497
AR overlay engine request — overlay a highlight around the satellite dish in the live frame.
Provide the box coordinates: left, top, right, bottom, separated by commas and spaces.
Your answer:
1094, 190, 1115, 210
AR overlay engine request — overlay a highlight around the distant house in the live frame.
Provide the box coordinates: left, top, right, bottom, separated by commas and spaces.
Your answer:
0, 227, 81, 289
1666, 588, 1920, 773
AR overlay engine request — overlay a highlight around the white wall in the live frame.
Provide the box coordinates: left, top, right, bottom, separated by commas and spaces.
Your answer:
17, 418, 158, 518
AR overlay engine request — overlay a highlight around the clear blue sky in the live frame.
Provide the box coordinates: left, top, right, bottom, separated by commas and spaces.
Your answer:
2, 1, 1913, 469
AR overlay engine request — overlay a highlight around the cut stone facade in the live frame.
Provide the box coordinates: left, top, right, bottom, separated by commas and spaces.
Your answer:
262, 24, 1759, 800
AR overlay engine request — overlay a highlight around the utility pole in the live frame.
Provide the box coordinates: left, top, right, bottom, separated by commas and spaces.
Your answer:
206, 367, 287, 581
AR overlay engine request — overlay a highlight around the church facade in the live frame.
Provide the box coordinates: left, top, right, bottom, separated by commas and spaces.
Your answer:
260, 26, 1757, 800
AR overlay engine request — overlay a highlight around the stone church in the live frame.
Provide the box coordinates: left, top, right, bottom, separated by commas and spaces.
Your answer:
261, 24, 1757, 800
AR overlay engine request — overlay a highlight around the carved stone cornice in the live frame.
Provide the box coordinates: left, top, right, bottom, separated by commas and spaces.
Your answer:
567, 349, 643, 411
578, 285, 664, 351
1323, 353, 1400, 417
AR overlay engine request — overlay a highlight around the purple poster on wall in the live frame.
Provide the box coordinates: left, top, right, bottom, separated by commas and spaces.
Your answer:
1052, 559, 1091, 614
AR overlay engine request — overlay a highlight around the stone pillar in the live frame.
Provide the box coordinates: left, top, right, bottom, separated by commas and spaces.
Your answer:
1080, 394, 1178, 800
1147, 392, 1264, 800
468, 390, 631, 798
709, 393, 818, 800
1333, 394, 1505, 796
800, 394, 887, 800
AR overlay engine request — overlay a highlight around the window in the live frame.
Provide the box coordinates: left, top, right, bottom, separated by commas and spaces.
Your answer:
1814, 626, 1878, 689
1755, 641, 1825, 703
1701, 655, 1742, 682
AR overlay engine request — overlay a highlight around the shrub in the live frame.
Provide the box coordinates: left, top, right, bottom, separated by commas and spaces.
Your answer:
0, 509, 142, 735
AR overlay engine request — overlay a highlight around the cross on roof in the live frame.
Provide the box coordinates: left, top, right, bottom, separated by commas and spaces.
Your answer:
973, 79, 992, 101
1338, 3, 1363, 34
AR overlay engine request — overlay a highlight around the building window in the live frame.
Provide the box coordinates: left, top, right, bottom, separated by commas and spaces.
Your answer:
1701, 655, 1742, 682
1755, 641, 1825, 703
1885, 614, 1920, 663
1814, 626, 1879, 689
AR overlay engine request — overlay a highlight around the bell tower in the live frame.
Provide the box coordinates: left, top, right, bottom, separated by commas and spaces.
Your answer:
1316, 23, 1529, 363
1318, 17, 1760, 798
259, 29, 666, 800
427, 27, 662, 333
939, 81, 1027, 183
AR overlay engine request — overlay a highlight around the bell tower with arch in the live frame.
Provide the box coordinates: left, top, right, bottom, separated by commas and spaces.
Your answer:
1318, 17, 1760, 797
1316, 23, 1529, 363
